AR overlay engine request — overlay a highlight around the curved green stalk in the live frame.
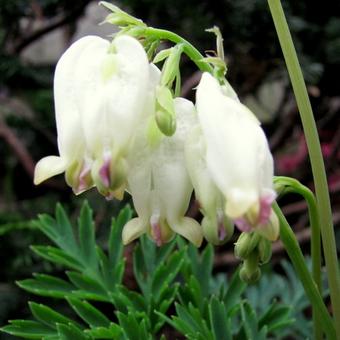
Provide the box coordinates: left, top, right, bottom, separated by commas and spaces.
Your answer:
142, 27, 213, 73
275, 176, 322, 338
268, 1, 340, 338
273, 202, 335, 339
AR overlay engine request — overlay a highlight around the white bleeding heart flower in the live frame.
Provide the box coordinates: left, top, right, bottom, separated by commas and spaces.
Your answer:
123, 97, 203, 247
34, 35, 150, 199
185, 125, 234, 245
195, 72, 279, 241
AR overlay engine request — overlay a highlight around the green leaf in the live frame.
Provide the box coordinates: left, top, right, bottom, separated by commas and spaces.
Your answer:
209, 296, 232, 340
1, 320, 55, 339
153, 48, 172, 63
56, 323, 88, 340
29, 302, 79, 329
151, 249, 184, 302
116, 312, 151, 340
109, 205, 131, 267
111, 285, 146, 314
223, 268, 246, 314
240, 302, 267, 340
31, 245, 83, 271
78, 201, 97, 271
66, 271, 109, 301
174, 303, 213, 339
259, 303, 295, 333
85, 324, 122, 339
17, 274, 75, 299
67, 297, 111, 328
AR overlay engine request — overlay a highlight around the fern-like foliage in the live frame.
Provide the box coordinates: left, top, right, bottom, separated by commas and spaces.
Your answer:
1, 202, 312, 339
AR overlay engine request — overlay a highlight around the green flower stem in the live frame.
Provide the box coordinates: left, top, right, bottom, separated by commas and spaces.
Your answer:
142, 27, 213, 73
275, 176, 322, 339
274, 177, 321, 287
268, 0, 340, 337
273, 202, 335, 340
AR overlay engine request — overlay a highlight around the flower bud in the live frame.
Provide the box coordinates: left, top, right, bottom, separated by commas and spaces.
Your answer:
234, 232, 260, 260
258, 237, 272, 264
155, 109, 176, 136
100, 1, 145, 27
239, 253, 261, 284
257, 210, 280, 241
155, 86, 176, 136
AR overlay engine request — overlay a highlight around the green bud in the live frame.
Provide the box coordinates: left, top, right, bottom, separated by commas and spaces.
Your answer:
239, 253, 261, 284
240, 265, 261, 284
256, 211, 280, 241
100, 2, 145, 27
257, 237, 272, 264
155, 110, 176, 136
234, 232, 260, 260
155, 86, 176, 136
160, 44, 184, 87
153, 48, 172, 64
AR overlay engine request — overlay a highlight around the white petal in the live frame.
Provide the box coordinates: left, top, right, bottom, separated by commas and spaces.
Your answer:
169, 217, 203, 247
122, 217, 148, 244
153, 98, 196, 221
76, 35, 150, 157
196, 72, 273, 217
54, 36, 100, 161
34, 156, 67, 184
185, 125, 221, 214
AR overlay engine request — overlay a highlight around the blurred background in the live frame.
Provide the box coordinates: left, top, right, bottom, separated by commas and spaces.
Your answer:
0, 0, 339, 335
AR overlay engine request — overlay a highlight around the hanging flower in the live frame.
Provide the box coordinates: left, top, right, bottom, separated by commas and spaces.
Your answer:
34, 35, 151, 199
122, 97, 203, 247
185, 126, 234, 245
195, 72, 279, 241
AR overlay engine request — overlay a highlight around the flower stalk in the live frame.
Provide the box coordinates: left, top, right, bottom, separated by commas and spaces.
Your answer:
273, 202, 336, 340
268, 0, 340, 338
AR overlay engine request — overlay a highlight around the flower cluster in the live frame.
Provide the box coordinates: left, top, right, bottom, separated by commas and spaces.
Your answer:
34, 34, 278, 247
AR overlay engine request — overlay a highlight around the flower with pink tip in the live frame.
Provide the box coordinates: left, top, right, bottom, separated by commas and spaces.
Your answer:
195, 72, 279, 241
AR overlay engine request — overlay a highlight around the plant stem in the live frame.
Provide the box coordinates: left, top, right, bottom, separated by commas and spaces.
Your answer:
142, 27, 237, 98
268, 1, 340, 338
144, 27, 213, 73
273, 202, 335, 340
275, 176, 322, 338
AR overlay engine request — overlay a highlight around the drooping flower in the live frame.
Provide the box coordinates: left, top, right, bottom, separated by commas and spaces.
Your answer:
195, 72, 279, 241
122, 97, 203, 247
185, 125, 234, 245
34, 35, 151, 199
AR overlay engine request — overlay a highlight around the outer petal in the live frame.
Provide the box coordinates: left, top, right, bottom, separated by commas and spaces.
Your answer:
153, 98, 203, 245
185, 125, 220, 214
122, 217, 148, 245
34, 156, 67, 185
126, 64, 161, 220
196, 72, 273, 218
76, 35, 150, 157
54, 36, 98, 162
154, 98, 197, 220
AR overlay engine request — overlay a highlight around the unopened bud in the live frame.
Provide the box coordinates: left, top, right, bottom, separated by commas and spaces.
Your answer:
234, 232, 260, 260
155, 109, 176, 136
258, 237, 272, 264
257, 210, 280, 241
239, 253, 261, 284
